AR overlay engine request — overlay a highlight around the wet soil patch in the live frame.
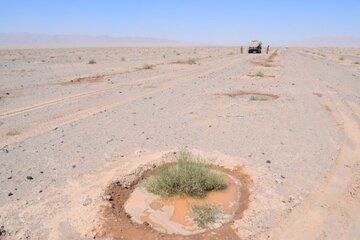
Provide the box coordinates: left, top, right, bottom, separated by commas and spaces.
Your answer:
100, 165, 253, 240
6, 130, 20, 136
60, 75, 105, 85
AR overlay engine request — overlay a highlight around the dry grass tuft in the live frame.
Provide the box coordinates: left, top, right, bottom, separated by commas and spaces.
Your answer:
191, 203, 221, 228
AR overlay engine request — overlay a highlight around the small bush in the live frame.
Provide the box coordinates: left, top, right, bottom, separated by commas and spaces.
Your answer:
187, 58, 197, 65
264, 63, 272, 67
250, 95, 270, 101
88, 59, 96, 64
144, 151, 227, 198
191, 203, 220, 228
121, 57, 126, 61
256, 71, 264, 77
143, 64, 153, 69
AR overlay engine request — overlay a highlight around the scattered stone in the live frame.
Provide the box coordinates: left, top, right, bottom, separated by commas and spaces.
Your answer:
83, 197, 93, 206
8, 192, 13, 196
102, 195, 113, 201
7, 176, 12, 180
117, 163, 155, 188
26, 176, 34, 180
0, 226, 6, 237
266, 160, 271, 164
72, 165, 76, 168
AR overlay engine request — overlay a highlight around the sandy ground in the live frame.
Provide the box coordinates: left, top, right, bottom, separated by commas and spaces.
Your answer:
0, 46, 360, 239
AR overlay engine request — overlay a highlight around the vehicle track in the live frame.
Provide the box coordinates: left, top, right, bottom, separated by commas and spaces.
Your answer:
261, 51, 360, 240
0, 55, 247, 120
1, 54, 257, 147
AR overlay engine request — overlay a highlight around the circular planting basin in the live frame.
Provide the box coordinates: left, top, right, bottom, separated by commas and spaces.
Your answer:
101, 152, 253, 240
125, 172, 240, 235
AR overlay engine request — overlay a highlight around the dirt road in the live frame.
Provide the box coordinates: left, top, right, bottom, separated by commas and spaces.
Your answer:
0, 47, 359, 239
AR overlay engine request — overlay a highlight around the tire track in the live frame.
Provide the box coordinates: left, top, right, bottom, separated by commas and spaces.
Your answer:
1, 55, 250, 147
0, 54, 245, 120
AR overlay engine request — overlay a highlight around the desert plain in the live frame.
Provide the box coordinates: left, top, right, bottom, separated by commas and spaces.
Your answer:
0, 46, 360, 239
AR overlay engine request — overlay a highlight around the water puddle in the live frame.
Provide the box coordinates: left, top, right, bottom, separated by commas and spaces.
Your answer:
124, 174, 240, 235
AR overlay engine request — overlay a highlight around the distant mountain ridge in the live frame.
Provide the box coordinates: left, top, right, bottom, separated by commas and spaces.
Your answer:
0, 33, 184, 47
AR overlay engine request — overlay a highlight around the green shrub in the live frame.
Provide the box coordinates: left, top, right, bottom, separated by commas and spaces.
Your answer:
256, 71, 264, 77
191, 203, 221, 228
187, 58, 197, 65
88, 59, 96, 64
250, 95, 270, 101
144, 151, 227, 198
143, 64, 153, 69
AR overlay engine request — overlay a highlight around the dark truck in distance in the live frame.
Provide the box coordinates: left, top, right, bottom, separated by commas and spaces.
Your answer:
248, 40, 262, 53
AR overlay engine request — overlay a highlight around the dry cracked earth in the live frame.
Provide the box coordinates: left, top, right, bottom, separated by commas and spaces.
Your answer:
0, 47, 360, 239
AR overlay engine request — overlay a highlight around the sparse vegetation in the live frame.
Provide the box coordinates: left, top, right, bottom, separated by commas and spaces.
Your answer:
191, 203, 221, 228
250, 95, 270, 101
88, 59, 96, 64
142, 64, 153, 69
175, 59, 197, 65
264, 63, 272, 67
256, 71, 264, 77
187, 58, 197, 65
144, 151, 227, 198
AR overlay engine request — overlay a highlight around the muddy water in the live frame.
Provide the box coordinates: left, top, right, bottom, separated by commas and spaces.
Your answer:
124, 174, 241, 235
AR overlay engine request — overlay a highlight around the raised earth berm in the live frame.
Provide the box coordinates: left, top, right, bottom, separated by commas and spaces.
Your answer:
101, 151, 253, 239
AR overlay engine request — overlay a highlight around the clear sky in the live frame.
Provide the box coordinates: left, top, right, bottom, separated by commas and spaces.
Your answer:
1, 0, 359, 45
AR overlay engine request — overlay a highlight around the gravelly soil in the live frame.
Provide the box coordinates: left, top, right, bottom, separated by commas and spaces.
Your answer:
0, 47, 360, 239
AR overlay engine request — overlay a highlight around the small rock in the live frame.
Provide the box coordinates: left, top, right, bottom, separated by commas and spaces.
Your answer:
0, 226, 6, 236
83, 197, 93, 206
266, 160, 271, 164
8, 192, 13, 197
26, 176, 33, 180
102, 195, 113, 201
72, 165, 76, 168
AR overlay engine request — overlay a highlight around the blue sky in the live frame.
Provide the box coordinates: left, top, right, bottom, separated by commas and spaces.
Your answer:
1, 0, 359, 45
